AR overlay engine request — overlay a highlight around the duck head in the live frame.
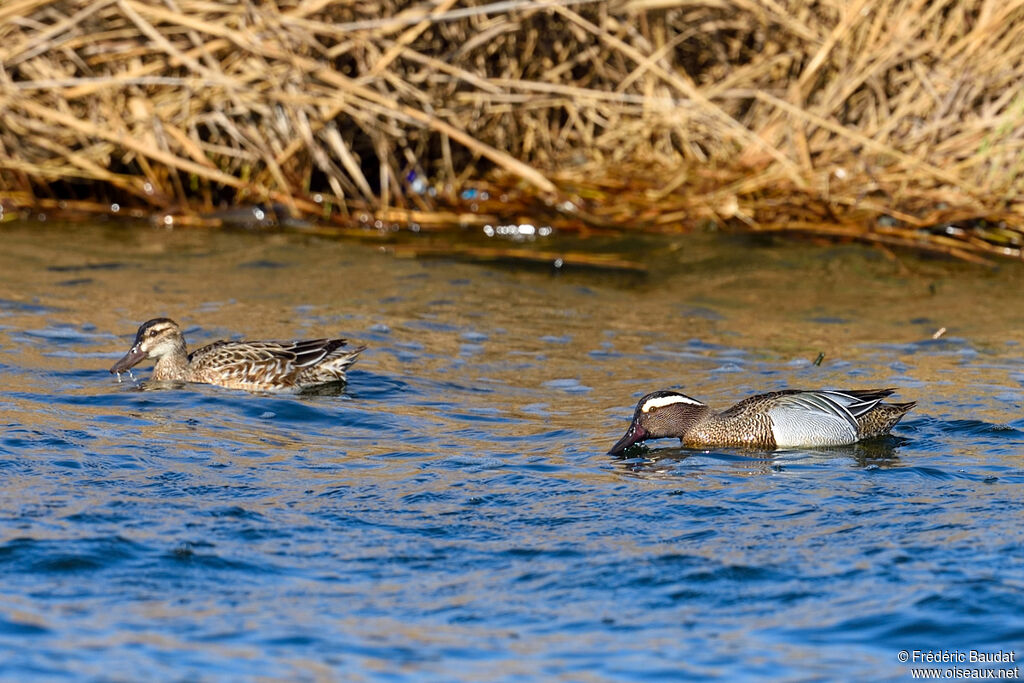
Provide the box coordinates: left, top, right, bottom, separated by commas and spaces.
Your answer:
608, 390, 709, 455
110, 318, 186, 374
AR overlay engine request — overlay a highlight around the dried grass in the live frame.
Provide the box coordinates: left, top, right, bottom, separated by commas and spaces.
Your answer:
1, 0, 1023, 261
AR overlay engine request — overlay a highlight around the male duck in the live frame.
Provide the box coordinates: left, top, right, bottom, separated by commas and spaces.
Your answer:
110, 318, 365, 393
609, 388, 915, 453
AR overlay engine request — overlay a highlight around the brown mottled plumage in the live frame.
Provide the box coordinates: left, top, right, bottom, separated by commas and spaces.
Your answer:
110, 318, 364, 393
609, 388, 916, 453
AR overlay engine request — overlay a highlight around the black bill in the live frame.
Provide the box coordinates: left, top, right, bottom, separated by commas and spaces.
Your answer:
110, 345, 147, 374
608, 423, 647, 455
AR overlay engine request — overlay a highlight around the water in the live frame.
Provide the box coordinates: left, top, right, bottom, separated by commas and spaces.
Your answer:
1, 221, 1023, 681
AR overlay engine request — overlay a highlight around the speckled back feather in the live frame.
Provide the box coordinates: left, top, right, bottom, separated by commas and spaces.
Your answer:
697, 388, 915, 447
187, 339, 365, 392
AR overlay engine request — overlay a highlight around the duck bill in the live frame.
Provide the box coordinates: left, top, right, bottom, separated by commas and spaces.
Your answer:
110, 345, 147, 374
608, 423, 648, 455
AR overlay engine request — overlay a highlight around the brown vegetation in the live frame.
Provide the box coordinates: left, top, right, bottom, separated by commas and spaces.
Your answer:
1, 0, 1023, 262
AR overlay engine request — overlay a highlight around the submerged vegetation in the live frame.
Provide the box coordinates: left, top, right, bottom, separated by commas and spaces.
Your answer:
1, 0, 1023, 262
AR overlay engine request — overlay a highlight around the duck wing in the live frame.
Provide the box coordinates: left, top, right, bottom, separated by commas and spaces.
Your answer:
190, 338, 346, 364
766, 389, 889, 447
188, 338, 356, 388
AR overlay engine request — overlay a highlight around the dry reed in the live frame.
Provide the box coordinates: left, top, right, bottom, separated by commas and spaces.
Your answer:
1, 0, 1023, 262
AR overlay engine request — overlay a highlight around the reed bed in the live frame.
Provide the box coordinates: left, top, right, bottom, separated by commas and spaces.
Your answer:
2, 0, 1023, 262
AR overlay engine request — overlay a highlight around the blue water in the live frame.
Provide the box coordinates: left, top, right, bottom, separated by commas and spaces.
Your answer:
1, 223, 1023, 681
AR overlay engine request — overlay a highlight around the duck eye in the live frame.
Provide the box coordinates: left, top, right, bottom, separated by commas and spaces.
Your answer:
147, 329, 158, 338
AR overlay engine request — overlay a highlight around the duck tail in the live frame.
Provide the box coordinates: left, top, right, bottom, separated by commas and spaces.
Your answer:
858, 400, 916, 438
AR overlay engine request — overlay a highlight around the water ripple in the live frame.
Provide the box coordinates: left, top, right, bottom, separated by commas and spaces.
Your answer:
1, 227, 1023, 680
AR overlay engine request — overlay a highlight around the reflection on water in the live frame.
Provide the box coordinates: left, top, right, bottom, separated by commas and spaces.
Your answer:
0, 221, 1023, 680
616, 435, 913, 479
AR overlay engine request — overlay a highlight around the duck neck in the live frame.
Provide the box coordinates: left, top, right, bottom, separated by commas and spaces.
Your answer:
650, 404, 712, 441
151, 342, 190, 381
674, 405, 712, 439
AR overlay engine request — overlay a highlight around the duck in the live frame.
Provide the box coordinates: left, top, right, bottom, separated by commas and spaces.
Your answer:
110, 318, 365, 393
608, 388, 915, 454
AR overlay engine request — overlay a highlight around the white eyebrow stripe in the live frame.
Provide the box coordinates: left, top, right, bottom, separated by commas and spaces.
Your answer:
641, 395, 703, 412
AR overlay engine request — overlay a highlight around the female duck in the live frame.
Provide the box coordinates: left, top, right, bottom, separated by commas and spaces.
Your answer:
609, 388, 915, 453
110, 318, 364, 393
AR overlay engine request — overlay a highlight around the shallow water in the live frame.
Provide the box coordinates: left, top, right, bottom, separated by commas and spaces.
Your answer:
1, 221, 1023, 681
